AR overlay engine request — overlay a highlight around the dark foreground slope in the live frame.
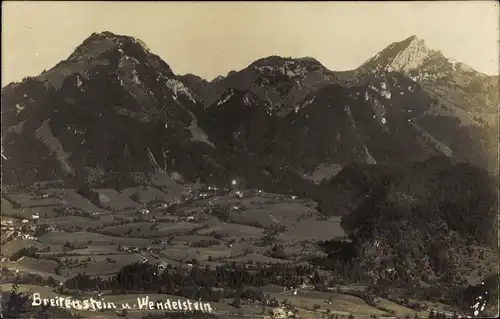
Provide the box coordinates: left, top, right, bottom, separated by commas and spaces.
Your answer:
312, 156, 498, 316
314, 158, 498, 287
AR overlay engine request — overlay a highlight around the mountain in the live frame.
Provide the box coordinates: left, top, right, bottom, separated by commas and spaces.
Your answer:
1, 32, 224, 187
1, 31, 497, 192
199, 56, 341, 114
358, 35, 499, 114
202, 70, 494, 176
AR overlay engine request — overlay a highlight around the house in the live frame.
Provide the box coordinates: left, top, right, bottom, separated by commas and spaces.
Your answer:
157, 263, 168, 270
21, 219, 29, 224
118, 246, 131, 253
31, 213, 39, 220
160, 203, 169, 209
270, 308, 287, 319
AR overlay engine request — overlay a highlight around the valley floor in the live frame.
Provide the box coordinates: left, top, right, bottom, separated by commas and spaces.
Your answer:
0, 184, 474, 319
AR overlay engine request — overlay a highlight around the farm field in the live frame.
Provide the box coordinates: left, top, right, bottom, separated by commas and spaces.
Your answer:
59, 254, 145, 276
94, 189, 142, 211
2, 239, 52, 257
271, 290, 387, 316
121, 186, 171, 204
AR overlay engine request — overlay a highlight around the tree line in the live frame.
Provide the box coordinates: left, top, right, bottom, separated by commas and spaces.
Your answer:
64, 261, 314, 302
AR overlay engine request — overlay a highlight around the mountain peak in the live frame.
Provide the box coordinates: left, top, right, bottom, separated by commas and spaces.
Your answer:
360, 35, 433, 73
403, 35, 420, 43
249, 55, 326, 70
84, 31, 149, 47
31, 31, 175, 91
88, 31, 119, 39
67, 31, 151, 63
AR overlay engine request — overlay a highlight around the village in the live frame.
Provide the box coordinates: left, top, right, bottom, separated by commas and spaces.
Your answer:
0, 179, 468, 319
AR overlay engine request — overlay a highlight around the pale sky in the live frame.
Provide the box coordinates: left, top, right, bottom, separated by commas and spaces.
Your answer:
2, 1, 499, 85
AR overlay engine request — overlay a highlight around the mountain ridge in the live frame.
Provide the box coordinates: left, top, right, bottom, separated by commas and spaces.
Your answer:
1, 31, 497, 190
4, 31, 497, 87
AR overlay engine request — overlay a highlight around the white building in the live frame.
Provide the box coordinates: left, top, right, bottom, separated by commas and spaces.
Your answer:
21, 219, 29, 224
235, 190, 243, 199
